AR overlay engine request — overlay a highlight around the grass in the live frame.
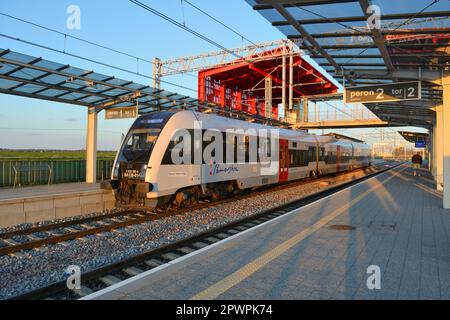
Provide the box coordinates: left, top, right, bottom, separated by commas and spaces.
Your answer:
0, 150, 116, 161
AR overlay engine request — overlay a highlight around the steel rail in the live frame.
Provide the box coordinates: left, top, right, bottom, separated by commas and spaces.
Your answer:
9, 162, 402, 300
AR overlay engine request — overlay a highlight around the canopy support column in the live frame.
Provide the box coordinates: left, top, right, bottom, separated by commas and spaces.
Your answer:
443, 75, 450, 208
430, 128, 435, 175
86, 106, 98, 184
436, 104, 444, 191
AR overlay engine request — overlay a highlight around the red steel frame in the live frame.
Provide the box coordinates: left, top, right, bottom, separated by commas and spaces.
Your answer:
198, 46, 338, 120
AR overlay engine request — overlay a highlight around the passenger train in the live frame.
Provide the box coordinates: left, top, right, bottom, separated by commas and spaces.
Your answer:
107, 110, 372, 208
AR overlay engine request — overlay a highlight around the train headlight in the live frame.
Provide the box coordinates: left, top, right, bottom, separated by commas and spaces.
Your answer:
139, 164, 148, 178
112, 163, 120, 179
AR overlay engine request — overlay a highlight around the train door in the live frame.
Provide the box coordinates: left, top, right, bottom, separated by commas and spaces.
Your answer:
279, 139, 289, 182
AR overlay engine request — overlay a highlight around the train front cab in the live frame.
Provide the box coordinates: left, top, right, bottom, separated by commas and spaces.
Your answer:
109, 111, 180, 208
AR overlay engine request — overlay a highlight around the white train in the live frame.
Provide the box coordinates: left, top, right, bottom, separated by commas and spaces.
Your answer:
108, 110, 371, 208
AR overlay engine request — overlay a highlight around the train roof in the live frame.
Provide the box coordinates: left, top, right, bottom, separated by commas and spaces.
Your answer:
191, 110, 321, 140
136, 110, 369, 147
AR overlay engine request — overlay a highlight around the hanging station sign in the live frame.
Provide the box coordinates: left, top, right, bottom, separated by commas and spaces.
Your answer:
415, 141, 426, 148
344, 81, 421, 104
105, 106, 138, 120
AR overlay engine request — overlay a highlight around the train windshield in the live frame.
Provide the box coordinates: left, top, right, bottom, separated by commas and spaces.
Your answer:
119, 128, 161, 163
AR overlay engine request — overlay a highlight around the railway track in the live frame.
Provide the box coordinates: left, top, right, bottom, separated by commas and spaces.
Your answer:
0, 165, 380, 257
10, 162, 401, 300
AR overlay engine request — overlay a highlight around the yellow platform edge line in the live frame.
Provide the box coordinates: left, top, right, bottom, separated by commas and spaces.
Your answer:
190, 166, 406, 300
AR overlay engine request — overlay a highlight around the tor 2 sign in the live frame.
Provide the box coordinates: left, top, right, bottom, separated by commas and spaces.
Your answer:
344, 82, 421, 104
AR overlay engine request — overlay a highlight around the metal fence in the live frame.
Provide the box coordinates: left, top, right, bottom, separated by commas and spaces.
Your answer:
0, 160, 114, 188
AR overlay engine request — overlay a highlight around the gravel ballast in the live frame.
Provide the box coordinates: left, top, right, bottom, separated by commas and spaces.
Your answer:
0, 164, 389, 299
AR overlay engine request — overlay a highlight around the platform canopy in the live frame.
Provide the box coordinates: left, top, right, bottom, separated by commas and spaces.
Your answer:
0, 48, 205, 113
247, 0, 450, 128
398, 130, 429, 144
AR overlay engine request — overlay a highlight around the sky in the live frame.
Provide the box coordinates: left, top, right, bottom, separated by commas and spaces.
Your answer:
0, 0, 430, 150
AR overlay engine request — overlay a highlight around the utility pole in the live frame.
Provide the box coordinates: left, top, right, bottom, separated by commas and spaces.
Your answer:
153, 57, 162, 110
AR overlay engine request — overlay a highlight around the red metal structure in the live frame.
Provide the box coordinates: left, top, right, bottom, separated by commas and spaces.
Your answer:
198, 46, 338, 120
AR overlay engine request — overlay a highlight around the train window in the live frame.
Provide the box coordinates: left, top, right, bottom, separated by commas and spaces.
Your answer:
234, 136, 238, 163
120, 128, 161, 163
300, 150, 308, 166
308, 147, 316, 162
256, 136, 260, 163
319, 148, 326, 161
326, 151, 336, 164
292, 150, 299, 167
244, 136, 250, 163
289, 149, 309, 167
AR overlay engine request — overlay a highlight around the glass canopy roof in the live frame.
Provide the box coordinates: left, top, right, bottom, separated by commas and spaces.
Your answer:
247, 0, 450, 128
0, 48, 201, 114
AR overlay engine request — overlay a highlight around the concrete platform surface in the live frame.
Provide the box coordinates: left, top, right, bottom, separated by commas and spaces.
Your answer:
0, 182, 102, 201
0, 183, 115, 228
86, 165, 450, 300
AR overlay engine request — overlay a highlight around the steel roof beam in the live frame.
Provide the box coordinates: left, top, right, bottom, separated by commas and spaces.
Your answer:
383, 117, 433, 125
371, 108, 433, 115
321, 62, 449, 68
359, 0, 394, 70
341, 68, 448, 84
369, 104, 434, 110
7, 64, 70, 91
376, 112, 433, 120
0, 87, 90, 107
272, 10, 450, 26
254, 0, 357, 10
35, 70, 95, 97
369, 108, 433, 113
289, 28, 450, 39
0, 74, 125, 101
300, 43, 450, 50
2, 57, 43, 77
334, 75, 444, 85
313, 54, 382, 59
258, 0, 340, 73
377, 112, 433, 117
367, 101, 439, 109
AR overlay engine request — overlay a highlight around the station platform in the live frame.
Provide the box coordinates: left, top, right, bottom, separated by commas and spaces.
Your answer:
0, 183, 115, 228
86, 164, 450, 300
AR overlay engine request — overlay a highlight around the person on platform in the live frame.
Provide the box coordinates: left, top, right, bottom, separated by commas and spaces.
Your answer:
411, 152, 423, 176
